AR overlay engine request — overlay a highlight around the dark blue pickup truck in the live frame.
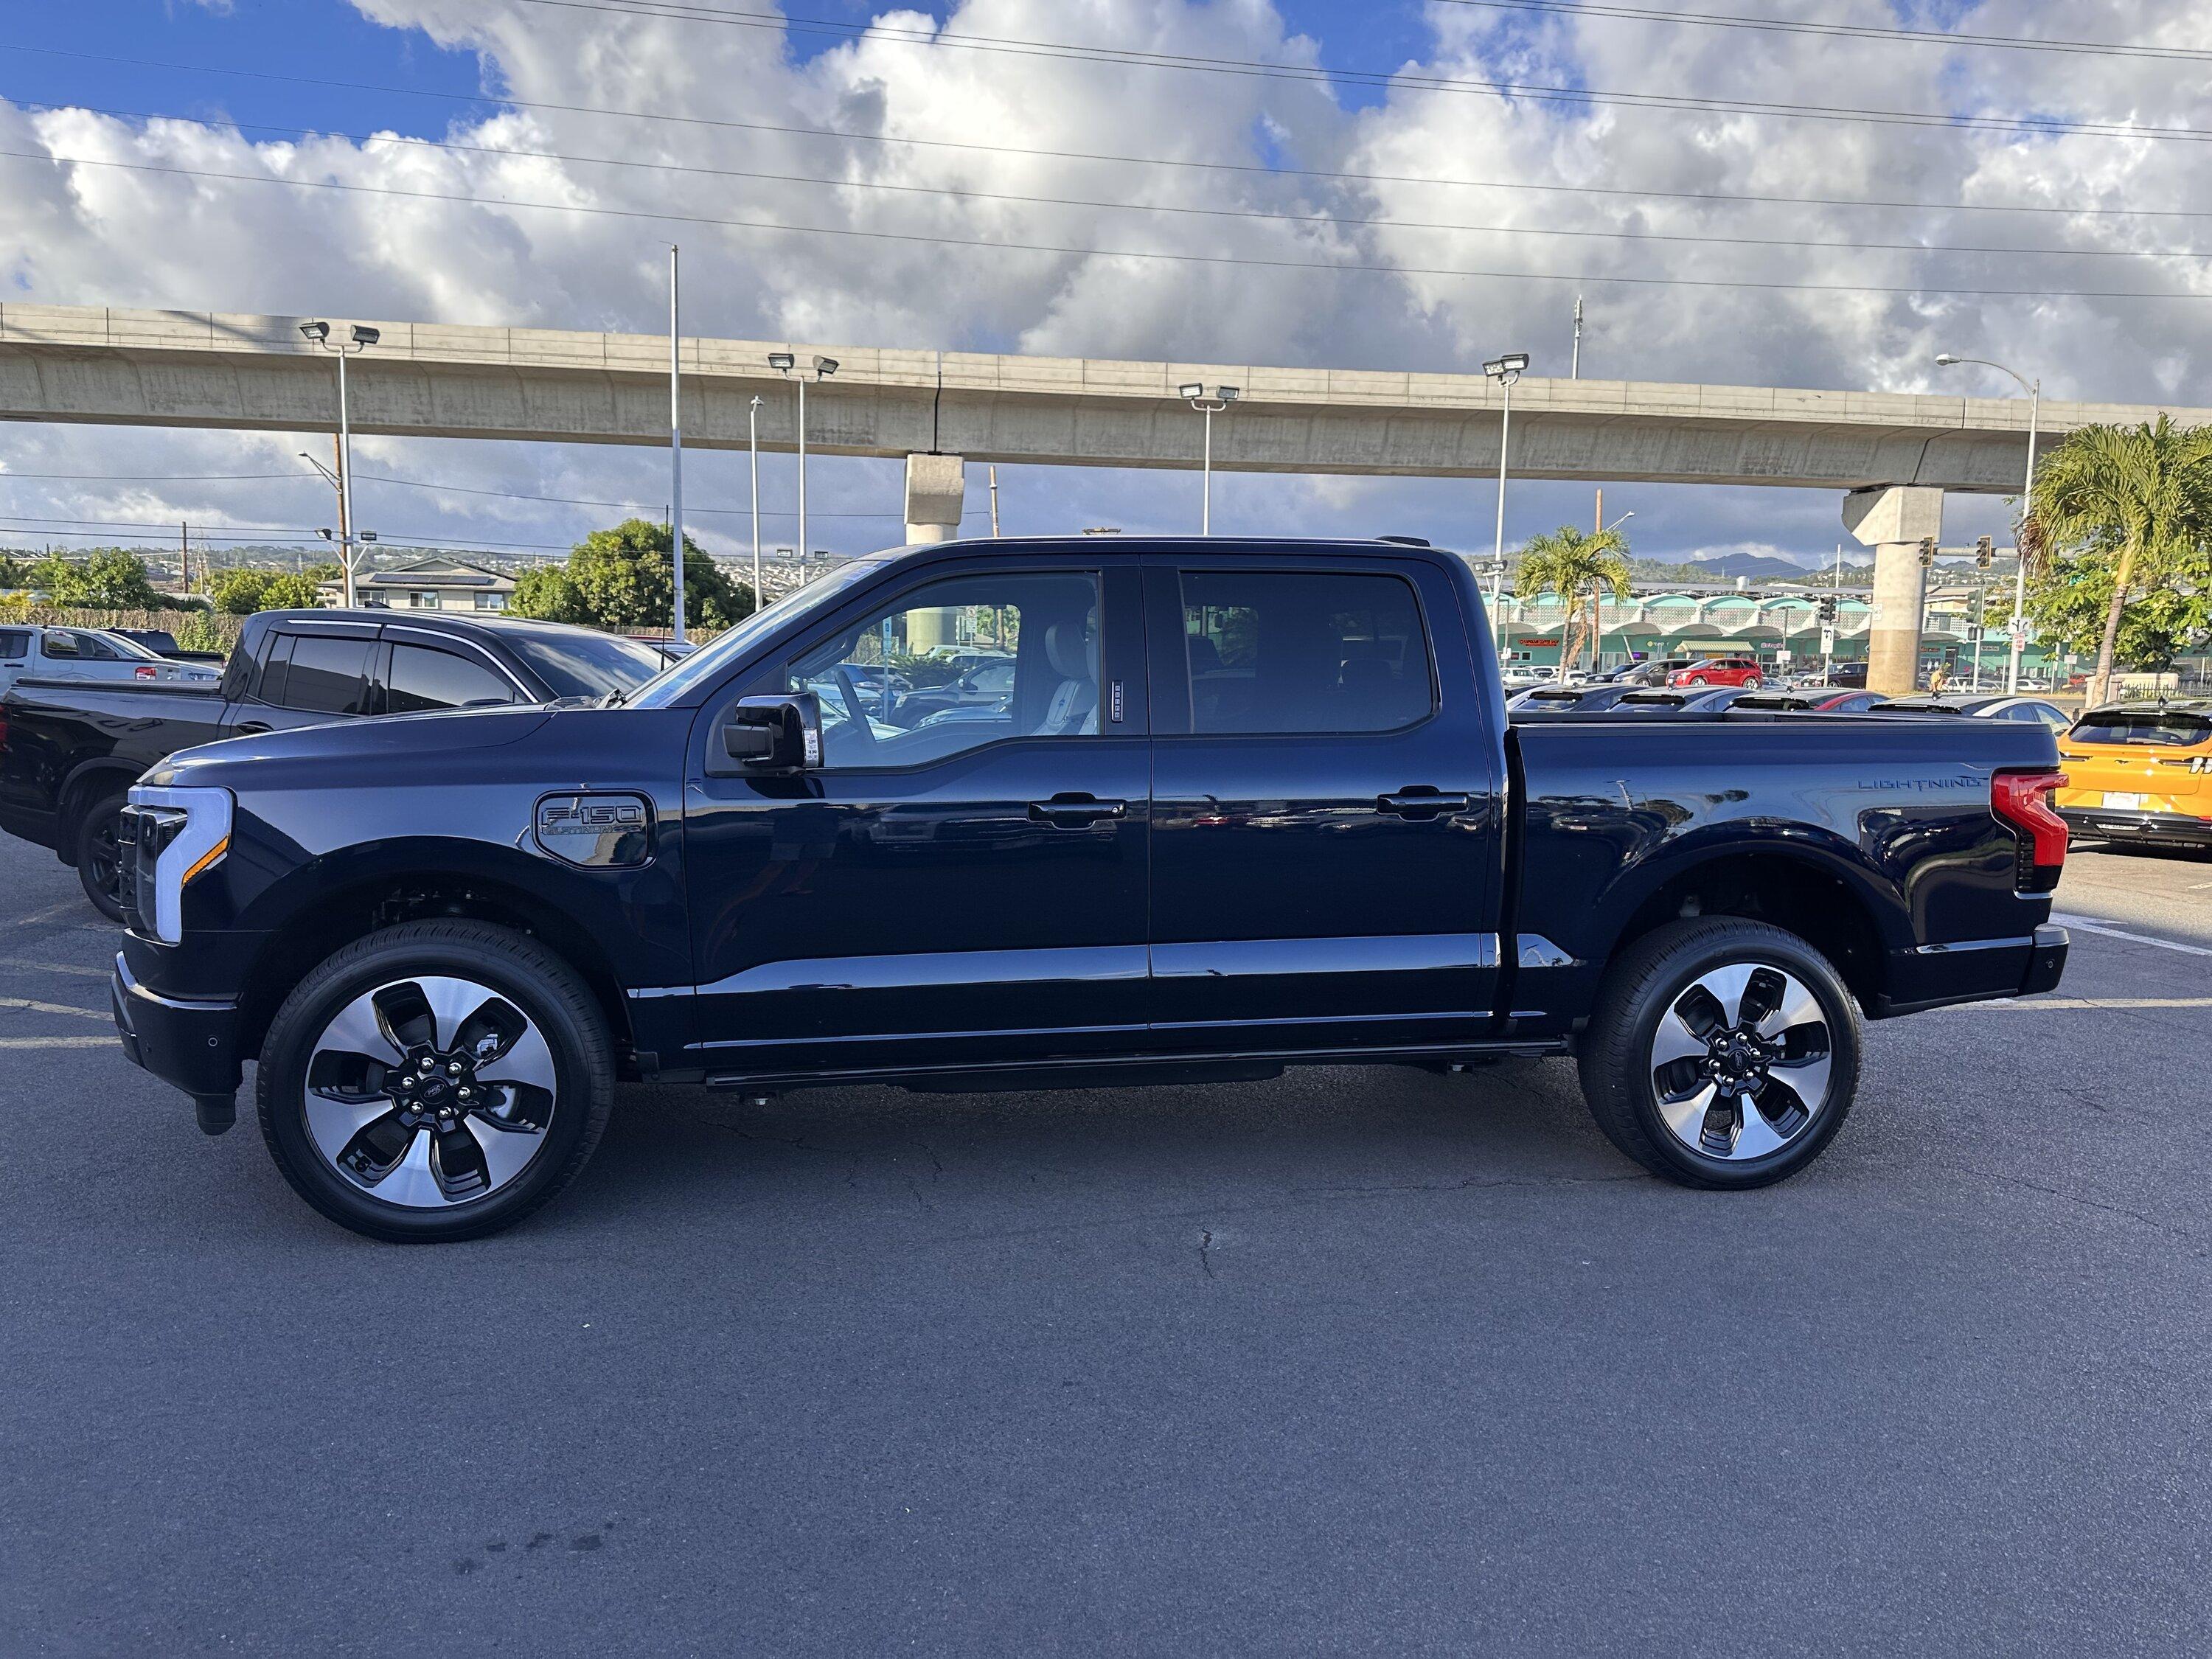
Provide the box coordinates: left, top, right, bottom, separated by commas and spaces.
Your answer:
105, 538, 2071, 1241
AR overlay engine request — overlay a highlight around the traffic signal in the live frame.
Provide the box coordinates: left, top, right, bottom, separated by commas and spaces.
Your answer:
1817, 595, 1838, 623
1975, 535, 1994, 568
1918, 535, 1938, 567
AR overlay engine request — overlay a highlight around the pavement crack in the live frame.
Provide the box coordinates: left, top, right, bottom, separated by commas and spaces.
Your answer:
1945, 1161, 2208, 1251
1197, 1228, 1216, 1279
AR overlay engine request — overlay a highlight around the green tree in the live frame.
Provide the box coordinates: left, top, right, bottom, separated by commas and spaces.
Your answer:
2026, 417, 2212, 704
26, 549, 167, 609
544, 519, 754, 633
509, 563, 586, 624
1515, 524, 1634, 671
209, 568, 276, 615
0, 552, 24, 590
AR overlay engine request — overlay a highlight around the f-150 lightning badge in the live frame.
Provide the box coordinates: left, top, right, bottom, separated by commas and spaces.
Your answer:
534, 793, 652, 868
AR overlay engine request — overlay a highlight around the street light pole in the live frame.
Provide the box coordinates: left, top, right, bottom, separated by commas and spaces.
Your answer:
300, 321, 379, 606
1484, 353, 1531, 568
1178, 383, 1241, 535
668, 245, 686, 644
1935, 352, 2040, 694
771, 352, 839, 565
748, 394, 763, 613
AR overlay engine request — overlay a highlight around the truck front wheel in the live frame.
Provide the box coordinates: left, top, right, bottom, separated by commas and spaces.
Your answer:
1577, 918, 1862, 1189
255, 921, 616, 1242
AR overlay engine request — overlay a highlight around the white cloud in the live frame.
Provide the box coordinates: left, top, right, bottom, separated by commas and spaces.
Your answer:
1, 0, 2210, 563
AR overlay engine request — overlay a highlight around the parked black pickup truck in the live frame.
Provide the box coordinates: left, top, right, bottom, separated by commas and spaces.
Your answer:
106, 538, 2072, 1242
1, 609, 666, 917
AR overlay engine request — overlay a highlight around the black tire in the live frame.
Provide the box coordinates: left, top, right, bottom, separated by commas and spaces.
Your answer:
255, 921, 616, 1242
72, 791, 131, 922
1577, 917, 1862, 1189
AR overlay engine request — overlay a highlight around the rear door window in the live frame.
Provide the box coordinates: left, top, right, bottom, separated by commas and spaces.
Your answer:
0, 630, 28, 661
268, 633, 375, 715
386, 644, 518, 713
1175, 569, 1432, 735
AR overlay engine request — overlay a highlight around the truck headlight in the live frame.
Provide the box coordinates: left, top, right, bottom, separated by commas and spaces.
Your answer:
125, 785, 232, 944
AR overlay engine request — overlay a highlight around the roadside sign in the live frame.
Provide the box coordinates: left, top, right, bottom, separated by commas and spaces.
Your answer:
1820, 627, 1837, 654
1775, 648, 1793, 666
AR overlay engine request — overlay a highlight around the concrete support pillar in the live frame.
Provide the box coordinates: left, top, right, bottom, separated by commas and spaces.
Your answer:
1843, 485, 1943, 697
904, 452, 965, 545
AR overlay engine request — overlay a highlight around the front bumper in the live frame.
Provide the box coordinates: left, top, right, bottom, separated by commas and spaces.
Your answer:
2057, 806, 2212, 848
111, 953, 244, 1133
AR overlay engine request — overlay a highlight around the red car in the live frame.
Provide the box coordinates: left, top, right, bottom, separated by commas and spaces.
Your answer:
1667, 655, 1764, 689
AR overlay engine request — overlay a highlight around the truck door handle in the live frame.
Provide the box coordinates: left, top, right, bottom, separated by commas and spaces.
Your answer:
1029, 793, 1127, 828
1377, 787, 1470, 818
234, 721, 271, 735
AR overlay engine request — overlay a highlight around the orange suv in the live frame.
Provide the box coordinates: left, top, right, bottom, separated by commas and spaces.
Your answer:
2054, 700, 2212, 852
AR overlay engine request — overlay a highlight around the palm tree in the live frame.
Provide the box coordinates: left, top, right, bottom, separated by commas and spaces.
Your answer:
1515, 524, 1634, 672
2027, 417, 2212, 706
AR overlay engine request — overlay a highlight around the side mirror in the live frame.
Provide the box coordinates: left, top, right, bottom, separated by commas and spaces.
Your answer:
716, 691, 823, 773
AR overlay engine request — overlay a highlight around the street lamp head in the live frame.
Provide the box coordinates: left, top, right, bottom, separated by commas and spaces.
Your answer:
813, 355, 838, 376
1217, 385, 1241, 403
1178, 382, 1205, 399
299, 321, 330, 343
350, 325, 380, 348
768, 351, 796, 371
318, 527, 335, 541
1935, 353, 1963, 367
1484, 352, 1532, 379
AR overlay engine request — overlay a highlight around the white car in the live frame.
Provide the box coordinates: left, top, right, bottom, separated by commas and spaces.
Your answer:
0, 626, 223, 700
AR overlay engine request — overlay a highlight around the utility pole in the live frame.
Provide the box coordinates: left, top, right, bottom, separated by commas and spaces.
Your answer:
989, 465, 1001, 537
179, 521, 189, 597
668, 244, 686, 644
1571, 295, 1585, 380
333, 431, 353, 598
748, 394, 763, 615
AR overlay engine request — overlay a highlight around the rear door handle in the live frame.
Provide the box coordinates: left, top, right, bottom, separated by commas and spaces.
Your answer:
1029, 793, 1127, 828
1377, 787, 1470, 818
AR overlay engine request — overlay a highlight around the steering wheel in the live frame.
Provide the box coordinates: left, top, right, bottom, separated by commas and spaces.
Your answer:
831, 667, 882, 755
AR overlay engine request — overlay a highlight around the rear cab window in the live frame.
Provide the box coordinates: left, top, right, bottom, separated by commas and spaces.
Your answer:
1170, 568, 1434, 735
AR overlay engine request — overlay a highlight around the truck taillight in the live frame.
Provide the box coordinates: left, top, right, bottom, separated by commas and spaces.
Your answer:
1992, 769, 2068, 893
134, 664, 158, 679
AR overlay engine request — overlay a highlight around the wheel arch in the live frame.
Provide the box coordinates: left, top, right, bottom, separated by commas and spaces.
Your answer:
1596, 841, 1896, 1010
233, 843, 639, 1068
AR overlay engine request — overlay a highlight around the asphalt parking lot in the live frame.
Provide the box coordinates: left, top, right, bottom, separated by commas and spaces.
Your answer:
4, 832, 2210, 1657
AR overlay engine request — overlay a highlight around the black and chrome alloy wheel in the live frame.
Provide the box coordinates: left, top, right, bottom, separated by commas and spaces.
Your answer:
1578, 917, 1862, 1189
303, 975, 557, 1208
257, 921, 614, 1242
1646, 961, 1834, 1163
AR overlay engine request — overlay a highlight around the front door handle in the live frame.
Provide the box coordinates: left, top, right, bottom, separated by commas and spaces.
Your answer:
1377, 787, 1470, 819
234, 721, 271, 736
1029, 793, 1127, 828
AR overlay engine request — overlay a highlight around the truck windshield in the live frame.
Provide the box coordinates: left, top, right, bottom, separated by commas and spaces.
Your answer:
501, 630, 667, 700
627, 555, 895, 709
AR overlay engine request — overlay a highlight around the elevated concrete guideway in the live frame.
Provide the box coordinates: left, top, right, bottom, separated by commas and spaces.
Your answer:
3, 303, 2200, 492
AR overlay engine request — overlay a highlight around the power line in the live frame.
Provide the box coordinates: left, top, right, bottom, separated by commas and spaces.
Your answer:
508, 0, 2211, 145
12, 149, 2212, 303
8, 44, 2204, 219
22, 97, 2212, 262
1432, 0, 2212, 63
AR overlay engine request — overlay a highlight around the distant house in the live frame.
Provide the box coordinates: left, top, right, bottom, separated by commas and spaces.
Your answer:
316, 557, 517, 612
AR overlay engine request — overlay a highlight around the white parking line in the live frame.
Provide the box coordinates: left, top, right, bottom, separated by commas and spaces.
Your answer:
0, 1036, 113, 1049
2050, 912, 2212, 959
1941, 996, 2212, 1011
0, 957, 111, 979
0, 996, 109, 1021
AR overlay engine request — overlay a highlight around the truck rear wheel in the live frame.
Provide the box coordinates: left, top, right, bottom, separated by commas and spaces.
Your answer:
1577, 918, 1861, 1189
254, 921, 616, 1242
73, 790, 131, 922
